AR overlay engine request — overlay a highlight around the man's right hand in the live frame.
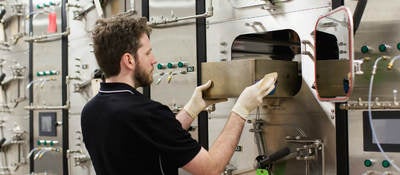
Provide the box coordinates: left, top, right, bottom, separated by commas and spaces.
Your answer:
232, 72, 278, 120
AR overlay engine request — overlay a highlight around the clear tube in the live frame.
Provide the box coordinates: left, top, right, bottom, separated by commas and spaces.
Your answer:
368, 56, 400, 172
388, 55, 400, 69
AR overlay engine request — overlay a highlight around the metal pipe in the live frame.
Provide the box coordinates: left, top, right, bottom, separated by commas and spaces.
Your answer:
148, 0, 213, 27
340, 101, 400, 110
33, 149, 45, 160
37, 149, 51, 160
27, 147, 40, 159
387, 55, 400, 70
24, 101, 70, 110
24, 27, 70, 42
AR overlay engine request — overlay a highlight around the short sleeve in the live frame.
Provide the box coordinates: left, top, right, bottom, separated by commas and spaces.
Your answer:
125, 101, 201, 167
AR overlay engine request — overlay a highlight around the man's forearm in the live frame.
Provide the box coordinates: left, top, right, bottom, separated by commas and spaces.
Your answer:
176, 109, 195, 130
208, 112, 245, 172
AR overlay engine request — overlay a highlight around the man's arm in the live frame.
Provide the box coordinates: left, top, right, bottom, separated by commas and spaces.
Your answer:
176, 109, 194, 130
183, 112, 245, 175
182, 72, 278, 175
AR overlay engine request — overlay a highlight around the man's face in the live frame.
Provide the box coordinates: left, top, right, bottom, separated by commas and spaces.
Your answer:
134, 34, 157, 87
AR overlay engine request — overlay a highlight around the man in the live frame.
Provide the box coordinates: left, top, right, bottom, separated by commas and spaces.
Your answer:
81, 13, 277, 175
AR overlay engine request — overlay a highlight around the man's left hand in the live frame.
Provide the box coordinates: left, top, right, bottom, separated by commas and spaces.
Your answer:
183, 80, 227, 119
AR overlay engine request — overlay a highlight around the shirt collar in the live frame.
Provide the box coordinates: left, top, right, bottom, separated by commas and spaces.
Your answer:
99, 82, 139, 94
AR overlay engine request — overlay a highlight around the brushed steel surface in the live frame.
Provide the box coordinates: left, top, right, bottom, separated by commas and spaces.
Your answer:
31, 2, 64, 174
206, 3, 336, 174
201, 59, 300, 99
350, 20, 400, 102
348, 110, 400, 175
345, 0, 400, 174
149, 0, 197, 116
208, 80, 337, 175
316, 60, 350, 97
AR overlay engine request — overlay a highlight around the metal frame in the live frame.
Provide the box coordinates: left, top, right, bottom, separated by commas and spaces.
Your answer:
196, 0, 208, 149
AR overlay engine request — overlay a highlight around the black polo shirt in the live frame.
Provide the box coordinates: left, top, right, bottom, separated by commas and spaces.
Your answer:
81, 83, 201, 175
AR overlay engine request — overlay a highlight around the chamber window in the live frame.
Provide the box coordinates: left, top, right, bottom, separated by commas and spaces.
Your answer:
232, 29, 300, 61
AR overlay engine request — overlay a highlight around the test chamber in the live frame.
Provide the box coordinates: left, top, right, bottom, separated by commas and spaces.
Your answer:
200, 2, 355, 175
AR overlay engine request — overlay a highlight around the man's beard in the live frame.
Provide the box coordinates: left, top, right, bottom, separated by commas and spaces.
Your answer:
134, 64, 153, 87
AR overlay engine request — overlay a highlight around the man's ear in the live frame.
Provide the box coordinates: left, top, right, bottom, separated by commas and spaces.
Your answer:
129, 56, 135, 64
122, 53, 135, 65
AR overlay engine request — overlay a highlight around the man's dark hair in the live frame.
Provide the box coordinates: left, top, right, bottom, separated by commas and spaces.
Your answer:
92, 13, 152, 78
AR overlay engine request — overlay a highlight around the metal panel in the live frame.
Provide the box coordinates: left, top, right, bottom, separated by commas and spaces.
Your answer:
345, 0, 400, 174
206, 2, 336, 174
149, 0, 198, 120
208, 0, 332, 25
30, 1, 64, 174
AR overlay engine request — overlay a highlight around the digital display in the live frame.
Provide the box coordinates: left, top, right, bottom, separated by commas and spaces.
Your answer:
372, 119, 400, 144
40, 116, 52, 132
39, 112, 57, 136
363, 111, 400, 152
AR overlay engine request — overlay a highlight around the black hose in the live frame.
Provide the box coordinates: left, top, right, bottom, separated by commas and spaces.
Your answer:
257, 147, 291, 168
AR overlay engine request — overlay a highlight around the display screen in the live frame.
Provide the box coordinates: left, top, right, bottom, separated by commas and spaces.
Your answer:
39, 112, 57, 136
372, 119, 400, 144
363, 111, 400, 152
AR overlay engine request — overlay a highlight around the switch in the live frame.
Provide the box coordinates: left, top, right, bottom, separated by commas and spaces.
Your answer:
157, 63, 165, 70
361, 45, 371, 54
177, 61, 186, 68
167, 63, 175, 69
379, 44, 391, 52
382, 160, 391, 168
364, 159, 374, 167
37, 71, 45, 76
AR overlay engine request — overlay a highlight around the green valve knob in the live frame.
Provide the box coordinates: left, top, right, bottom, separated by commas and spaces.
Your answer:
50, 141, 54, 146
364, 159, 373, 167
167, 63, 174, 69
43, 141, 47, 145
382, 160, 391, 168
177, 62, 185, 68
397, 42, 400, 51
49, 1, 56, 6
157, 64, 164, 70
36, 4, 43, 9
50, 70, 57, 75
43, 3, 50, 7
379, 44, 389, 52
361, 46, 370, 54
37, 72, 44, 76
37, 140, 41, 146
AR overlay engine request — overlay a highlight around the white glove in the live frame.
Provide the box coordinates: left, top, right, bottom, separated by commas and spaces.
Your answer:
232, 72, 278, 120
184, 80, 227, 119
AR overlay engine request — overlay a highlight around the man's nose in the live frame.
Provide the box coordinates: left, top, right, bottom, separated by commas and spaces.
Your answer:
152, 56, 157, 64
